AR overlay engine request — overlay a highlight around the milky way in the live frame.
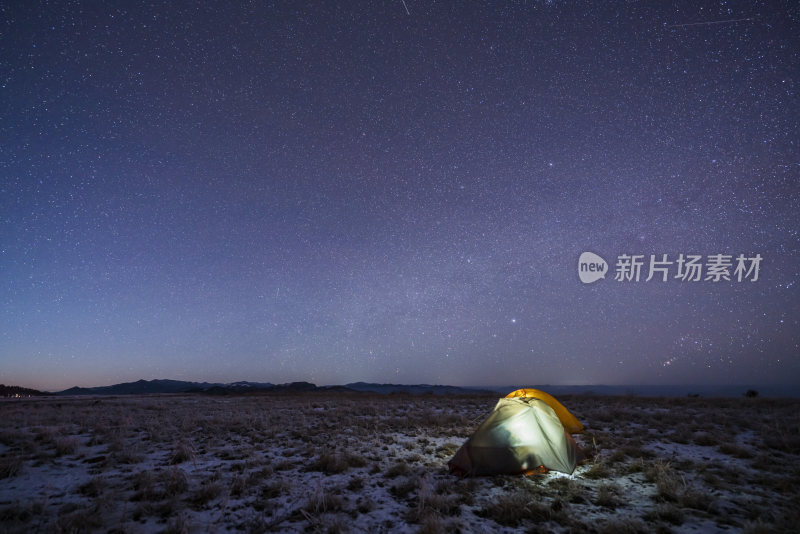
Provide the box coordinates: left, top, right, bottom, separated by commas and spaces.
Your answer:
1, 1, 798, 391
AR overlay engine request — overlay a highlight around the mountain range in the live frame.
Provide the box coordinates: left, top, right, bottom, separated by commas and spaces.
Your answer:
3, 379, 797, 398
48, 379, 493, 396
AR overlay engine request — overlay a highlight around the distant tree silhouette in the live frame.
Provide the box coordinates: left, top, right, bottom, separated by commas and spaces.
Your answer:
744, 389, 759, 398
0, 384, 46, 397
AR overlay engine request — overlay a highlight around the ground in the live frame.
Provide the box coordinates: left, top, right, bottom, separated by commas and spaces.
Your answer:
1, 393, 798, 533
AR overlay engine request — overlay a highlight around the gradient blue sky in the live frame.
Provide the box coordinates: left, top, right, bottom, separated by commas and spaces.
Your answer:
2, 1, 798, 391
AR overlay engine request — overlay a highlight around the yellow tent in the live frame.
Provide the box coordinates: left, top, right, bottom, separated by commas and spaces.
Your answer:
505, 388, 584, 434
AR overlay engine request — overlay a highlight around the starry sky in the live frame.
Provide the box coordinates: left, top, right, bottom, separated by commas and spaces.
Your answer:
2, 1, 798, 392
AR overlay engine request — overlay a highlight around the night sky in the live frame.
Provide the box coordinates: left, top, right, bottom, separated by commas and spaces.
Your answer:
2, 1, 798, 392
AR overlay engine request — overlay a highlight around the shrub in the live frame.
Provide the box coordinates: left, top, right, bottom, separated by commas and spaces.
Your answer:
356, 496, 375, 514
645, 460, 681, 502
418, 514, 446, 534
678, 487, 714, 511
164, 513, 190, 534
435, 443, 460, 459
309, 449, 365, 474
304, 482, 344, 514
693, 432, 719, 447
390, 477, 417, 499
78, 477, 107, 498
644, 503, 685, 525
595, 483, 620, 509
229, 475, 246, 497
548, 477, 587, 504
478, 491, 552, 527
309, 450, 347, 474
347, 476, 364, 491
583, 461, 611, 480
55, 503, 103, 532
189, 480, 222, 508
161, 467, 189, 497
54, 436, 80, 456
0, 455, 22, 479
718, 443, 754, 459
130, 470, 157, 501
259, 479, 288, 499
385, 461, 410, 478
170, 440, 195, 465
617, 444, 655, 460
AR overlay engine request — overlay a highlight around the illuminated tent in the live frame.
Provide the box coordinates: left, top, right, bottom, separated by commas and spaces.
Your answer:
448, 391, 583, 476
505, 388, 584, 434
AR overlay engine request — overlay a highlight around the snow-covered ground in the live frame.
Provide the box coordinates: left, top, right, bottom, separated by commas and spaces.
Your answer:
0, 393, 797, 532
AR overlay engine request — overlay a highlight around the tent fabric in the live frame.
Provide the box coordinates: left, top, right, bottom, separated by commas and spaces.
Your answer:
505, 388, 584, 434
448, 397, 581, 476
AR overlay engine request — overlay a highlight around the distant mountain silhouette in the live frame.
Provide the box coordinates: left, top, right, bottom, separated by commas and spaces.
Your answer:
185, 381, 319, 395
32, 379, 798, 398
58, 379, 217, 396
57, 379, 272, 396
52, 379, 493, 396
1, 384, 46, 397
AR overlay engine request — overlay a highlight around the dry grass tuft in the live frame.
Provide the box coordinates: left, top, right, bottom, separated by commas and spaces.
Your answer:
644, 502, 685, 525
595, 483, 621, 509
0, 455, 22, 479
384, 460, 410, 478
54, 436, 80, 456
583, 460, 612, 480
309, 448, 366, 474
548, 477, 587, 504
189, 479, 222, 508
718, 442, 754, 459
55, 502, 104, 532
164, 512, 190, 534
693, 432, 720, 447
161, 466, 189, 497
645, 460, 681, 502
418, 513, 447, 534
170, 440, 196, 465
477, 490, 548, 526
304, 481, 344, 514
78, 477, 107, 498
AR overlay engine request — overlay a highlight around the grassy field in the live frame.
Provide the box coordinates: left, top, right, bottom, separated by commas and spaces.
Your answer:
1, 393, 798, 533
